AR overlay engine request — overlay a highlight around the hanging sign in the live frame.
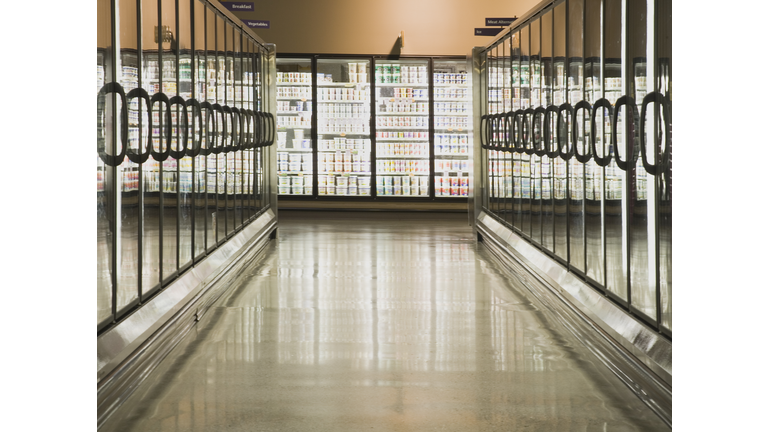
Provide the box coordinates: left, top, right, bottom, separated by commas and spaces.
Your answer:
243, 20, 270, 29
475, 28, 503, 36
223, 2, 254, 12
485, 18, 517, 26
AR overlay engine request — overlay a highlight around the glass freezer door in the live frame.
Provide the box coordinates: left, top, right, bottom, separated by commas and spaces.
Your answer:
432, 60, 471, 198
276, 58, 313, 196
374, 59, 430, 197
316, 58, 373, 197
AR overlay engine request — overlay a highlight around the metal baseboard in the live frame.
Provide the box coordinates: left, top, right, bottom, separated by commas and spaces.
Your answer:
97, 209, 277, 429
475, 211, 672, 428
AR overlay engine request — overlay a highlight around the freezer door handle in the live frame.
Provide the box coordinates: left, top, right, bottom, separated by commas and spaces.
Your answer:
265, 112, 276, 146
573, 100, 592, 163
210, 104, 225, 154
185, 98, 203, 158
612, 95, 637, 172
591, 98, 613, 167
125, 88, 152, 164
488, 114, 497, 149
533, 107, 547, 157
150, 92, 172, 162
544, 105, 560, 159
511, 109, 526, 153
200, 101, 216, 156
242, 109, 254, 149
479, 114, 487, 149
557, 103, 575, 161
97, 82, 129, 167
168, 96, 189, 160
523, 108, 536, 155
639, 92, 671, 176
231, 107, 243, 151
503, 112, 513, 152
254, 111, 265, 147
221, 106, 235, 152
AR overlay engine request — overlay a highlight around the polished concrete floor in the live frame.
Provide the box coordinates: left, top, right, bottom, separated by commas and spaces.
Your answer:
104, 211, 669, 431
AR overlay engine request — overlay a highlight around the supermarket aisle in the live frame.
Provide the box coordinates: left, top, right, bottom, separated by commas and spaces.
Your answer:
104, 211, 669, 431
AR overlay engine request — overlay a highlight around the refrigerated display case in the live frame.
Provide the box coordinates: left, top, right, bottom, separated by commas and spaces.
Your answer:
476, 0, 671, 336
272, 55, 473, 204
316, 58, 372, 197
276, 58, 313, 196
374, 59, 430, 197
97, 0, 276, 333
433, 60, 471, 198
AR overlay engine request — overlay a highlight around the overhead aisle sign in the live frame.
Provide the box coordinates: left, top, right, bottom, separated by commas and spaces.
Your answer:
222, 2, 254, 12
243, 20, 270, 29
474, 28, 503, 36
485, 18, 517, 26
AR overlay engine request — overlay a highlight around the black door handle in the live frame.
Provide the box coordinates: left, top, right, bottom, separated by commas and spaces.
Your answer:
185, 98, 203, 158
533, 107, 547, 157
211, 103, 225, 154
97, 82, 129, 167
557, 103, 574, 160
231, 107, 242, 151
590, 98, 612, 167
125, 87, 152, 164
168, 95, 189, 160
544, 105, 560, 159
150, 92, 172, 161
639, 91, 671, 176
612, 95, 637, 172
200, 101, 216, 156
523, 107, 536, 156
573, 100, 592, 163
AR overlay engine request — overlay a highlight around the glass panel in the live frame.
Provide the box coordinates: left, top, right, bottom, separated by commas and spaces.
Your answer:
97, 0, 113, 325
541, 10, 555, 252
178, 0, 193, 270
658, 0, 672, 332
628, 0, 654, 320
206, 8, 218, 249
481, 51, 488, 211
244, 39, 257, 219
161, 0, 178, 281
530, 19, 542, 246
374, 59, 431, 198
316, 58, 372, 197
503, 37, 513, 227
254, 48, 264, 211
276, 57, 313, 196
487, 47, 494, 214
552, 2, 568, 262
215, 15, 227, 242
520, 26, 532, 237
142, 0, 161, 293
233, 29, 244, 229
117, 0, 140, 312
225, 26, 236, 236
432, 60, 471, 199
488, 44, 500, 216
568, 0, 585, 273
604, 0, 627, 300
193, 0, 207, 259
584, 0, 604, 285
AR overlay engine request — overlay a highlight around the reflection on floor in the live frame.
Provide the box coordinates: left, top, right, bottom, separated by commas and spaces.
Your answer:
103, 211, 669, 431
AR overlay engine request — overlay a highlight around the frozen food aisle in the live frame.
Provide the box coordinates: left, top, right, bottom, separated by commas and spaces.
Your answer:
100, 211, 669, 432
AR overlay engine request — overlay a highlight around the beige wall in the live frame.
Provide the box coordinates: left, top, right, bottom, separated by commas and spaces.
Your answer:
220, 0, 542, 55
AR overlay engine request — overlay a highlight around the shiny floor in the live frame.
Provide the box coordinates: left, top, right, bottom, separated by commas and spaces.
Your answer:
104, 211, 669, 432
